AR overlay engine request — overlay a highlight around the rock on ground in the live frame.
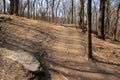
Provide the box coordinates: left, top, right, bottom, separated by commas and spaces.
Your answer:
5, 49, 40, 72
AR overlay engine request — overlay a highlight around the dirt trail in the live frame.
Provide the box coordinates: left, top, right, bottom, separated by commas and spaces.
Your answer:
46, 26, 120, 80
0, 15, 120, 80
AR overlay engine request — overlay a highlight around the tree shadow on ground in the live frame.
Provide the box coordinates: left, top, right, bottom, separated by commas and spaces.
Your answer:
45, 57, 120, 75
0, 41, 51, 80
7, 21, 56, 40
0, 26, 54, 80
93, 56, 120, 66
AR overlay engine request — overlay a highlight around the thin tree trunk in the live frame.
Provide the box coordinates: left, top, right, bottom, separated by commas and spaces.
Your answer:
33, 0, 36, 19
55, 0, 60, 23
27, 0, 30, 18
20, 0, 23, 16
113, 3, 120, 40
52, 0, 55, 22
3, 0, 6, 14
71, 0, 74, 24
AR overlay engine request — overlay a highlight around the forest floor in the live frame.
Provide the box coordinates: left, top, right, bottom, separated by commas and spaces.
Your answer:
0, 14, 120, 80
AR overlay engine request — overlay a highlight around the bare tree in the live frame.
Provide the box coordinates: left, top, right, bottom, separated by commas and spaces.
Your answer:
113, 3, 120, 40
55, 0, 60, 23
14, 0, 19, 16
105, 0, 110, 35
10, 0, 19, 15
93, 0, 98, 32
98, 0, 106, 40
52, 0, 55, 22
22, 2, 28, 17
20, 0, 23, 16
10, 0, 14, 14
86, 0, 93, 60
71, 0, 74, 24
27, 0, 30, 18
79, 0, 84, 28
3, 0, 6, 14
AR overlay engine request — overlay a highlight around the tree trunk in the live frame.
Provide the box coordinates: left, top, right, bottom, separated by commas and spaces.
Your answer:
33, 0, 36, 19
52, 0, 55, 22
79, 0, 84, 29
71, 0, 74, 24
105, 0, 110, 37
20, 0, 23, 16
55, 0, 60, 24
98, 0, 106, 40
113, 3, 120, 40
14, 0, 19, 16
9, 0, 19, 15
3, 0, 6, 14
10, 0, 14, 14
27, 0, 30, 18
86, 0, 93, 60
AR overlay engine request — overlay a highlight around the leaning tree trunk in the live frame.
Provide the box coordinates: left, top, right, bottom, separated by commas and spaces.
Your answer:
86, 0, 93, 60
98, 0, 106, 40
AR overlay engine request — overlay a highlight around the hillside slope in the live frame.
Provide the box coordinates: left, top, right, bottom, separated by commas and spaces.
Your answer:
0, 14, 120, 80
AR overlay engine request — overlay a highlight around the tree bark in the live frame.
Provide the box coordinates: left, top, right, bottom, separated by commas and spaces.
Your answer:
14, 0, 19, 16
52, 0, 55, 22
113, 3, 120, 40
20, 0, 23, 16
10, 0, 14, 14
27, 0, 30, 18
79, 0, 84, 29
71, 0, 74, 24
105, 0, 110, 35
86, 0, 93, 60
98, 0, 106, 40
9, 0, 19, 15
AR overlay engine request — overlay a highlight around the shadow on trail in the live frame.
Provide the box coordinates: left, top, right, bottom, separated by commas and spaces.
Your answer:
93, 57, 120, 67
45, 57, 120, 76
6, 21, 56, 40
0, 23, 55, 80
0, 40, 52, 80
